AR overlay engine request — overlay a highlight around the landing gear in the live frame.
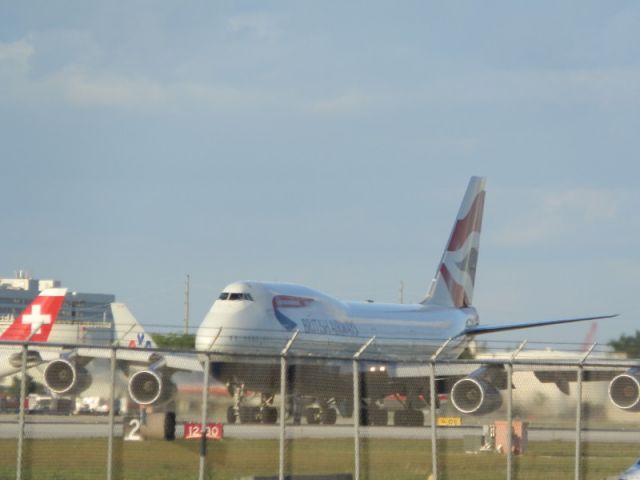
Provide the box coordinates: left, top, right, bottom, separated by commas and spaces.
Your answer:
359, 399, 388, 426
228, 383, 245, 424
232, 404, 278, 424
304, 405, 338, 425
394, 409, 424, 426
226, 384, 280, 424
321, 407, 337, 424
239, 406, 258, 423
227, 406, 238, 423
368, 405, 388, 426
261, 406, 278, 424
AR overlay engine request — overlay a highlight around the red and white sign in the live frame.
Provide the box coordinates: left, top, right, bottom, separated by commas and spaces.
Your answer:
183, 422, 224, 440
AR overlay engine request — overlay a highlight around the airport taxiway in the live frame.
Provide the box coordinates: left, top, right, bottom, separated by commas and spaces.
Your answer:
1, 415, 639, 443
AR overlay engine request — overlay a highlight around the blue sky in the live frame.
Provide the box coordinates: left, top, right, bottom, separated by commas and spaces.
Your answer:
1, 2, 639, 347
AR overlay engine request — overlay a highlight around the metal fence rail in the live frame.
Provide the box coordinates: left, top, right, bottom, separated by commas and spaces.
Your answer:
1, 338, 639, 480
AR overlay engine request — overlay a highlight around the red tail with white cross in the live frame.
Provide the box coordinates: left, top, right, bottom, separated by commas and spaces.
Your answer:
0, 288, 67, 342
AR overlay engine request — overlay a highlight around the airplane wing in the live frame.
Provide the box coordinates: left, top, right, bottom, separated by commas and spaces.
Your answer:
40, 303, 203, 405
70, 346, 203, 371
462, 314, 619, 336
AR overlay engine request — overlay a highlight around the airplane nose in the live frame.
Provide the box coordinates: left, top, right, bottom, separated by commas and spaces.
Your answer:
196, 327, 222, 351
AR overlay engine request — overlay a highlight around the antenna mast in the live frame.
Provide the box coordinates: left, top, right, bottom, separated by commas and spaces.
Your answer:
184, 274, 190, 335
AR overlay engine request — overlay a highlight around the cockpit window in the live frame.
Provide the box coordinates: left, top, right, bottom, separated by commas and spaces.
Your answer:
219, 292, 253, 301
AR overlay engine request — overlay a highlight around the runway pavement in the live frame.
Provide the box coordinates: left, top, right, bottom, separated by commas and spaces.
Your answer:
1, 414, 639, 443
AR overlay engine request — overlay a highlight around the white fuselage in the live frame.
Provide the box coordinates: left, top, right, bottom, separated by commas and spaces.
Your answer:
195, 281, 478, 360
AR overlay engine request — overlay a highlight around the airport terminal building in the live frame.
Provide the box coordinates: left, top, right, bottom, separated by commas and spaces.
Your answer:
0, 272, 115, 344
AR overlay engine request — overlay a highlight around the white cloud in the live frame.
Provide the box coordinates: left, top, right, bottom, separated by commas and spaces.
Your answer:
308, 90, 372, 114
0, 57, 275, 111
181, 83, 274, 109
414, 68, 640, 110
52, 67, 168, 108
227, 13, 283, 41
491, 187, 626, 247
542, 189, 618, 222
0, 39, 34, 73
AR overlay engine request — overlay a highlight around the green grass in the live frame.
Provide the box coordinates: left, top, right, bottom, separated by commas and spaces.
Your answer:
0, 438, 637, 480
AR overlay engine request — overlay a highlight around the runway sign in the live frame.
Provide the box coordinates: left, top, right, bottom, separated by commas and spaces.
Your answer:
437, 416, 462, 426
183, 422, 224, 440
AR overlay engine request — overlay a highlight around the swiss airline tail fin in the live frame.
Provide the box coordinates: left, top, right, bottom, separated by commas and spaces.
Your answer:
111, 303, 157, 349
0, 288, 67, 342
423, 176, 486, 308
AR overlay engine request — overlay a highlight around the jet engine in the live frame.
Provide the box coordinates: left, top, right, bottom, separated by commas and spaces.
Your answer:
450, 377, 502, 414
450, 365, 505, 415
44, 359, 92, 396
608, 370, 640, 411
128, 370, 176, 406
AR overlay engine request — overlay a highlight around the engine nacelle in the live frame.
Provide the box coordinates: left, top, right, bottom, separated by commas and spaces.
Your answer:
450, 377, 503, 415
9, 351, 42, 369
128, 370, 176, 406
44, 359, 92, 396
608, 370, 640, 411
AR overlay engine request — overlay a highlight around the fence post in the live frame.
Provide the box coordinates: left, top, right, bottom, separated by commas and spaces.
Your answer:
107, 345, 117, 480
16, 343, 28, 480
353, 336, 376, 480
279, 331, 299, 480
575, 343, 596, 480
506, 341, 527, 480
198, 353, 212, 480
430, 338, 452, 480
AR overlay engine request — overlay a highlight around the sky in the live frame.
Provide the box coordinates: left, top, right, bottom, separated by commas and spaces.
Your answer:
1, 1, 639, 349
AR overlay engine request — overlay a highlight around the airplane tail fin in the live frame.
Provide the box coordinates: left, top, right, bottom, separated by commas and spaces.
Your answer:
1, 288, 67, 342
423, 176, 486, 308
111, 303, 157, 349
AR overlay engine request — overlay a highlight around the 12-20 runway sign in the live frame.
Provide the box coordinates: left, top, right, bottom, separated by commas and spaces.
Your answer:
183, 422, 224, 440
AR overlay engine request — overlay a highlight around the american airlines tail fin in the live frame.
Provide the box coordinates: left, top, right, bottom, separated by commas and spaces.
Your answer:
423, 176, 486, 308
111, 303, 157, 349
1, 288, 67, 342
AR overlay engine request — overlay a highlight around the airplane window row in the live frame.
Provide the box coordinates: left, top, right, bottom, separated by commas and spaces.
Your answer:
218, 292, 254, 301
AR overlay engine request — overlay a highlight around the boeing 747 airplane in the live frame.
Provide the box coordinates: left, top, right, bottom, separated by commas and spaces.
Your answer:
192, 177, 619, 426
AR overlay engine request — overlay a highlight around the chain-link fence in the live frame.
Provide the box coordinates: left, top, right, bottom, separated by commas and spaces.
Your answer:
1, 337, 639, 480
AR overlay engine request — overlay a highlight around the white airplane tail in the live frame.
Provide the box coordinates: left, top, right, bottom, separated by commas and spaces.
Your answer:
423, 176, 486, 308
111, 303, 157, 349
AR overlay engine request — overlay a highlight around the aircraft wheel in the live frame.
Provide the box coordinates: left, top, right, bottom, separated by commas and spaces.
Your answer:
320, 408, 337, 425
371, 407, 388, 426
262, 406, 278, 424
407, 409, 424, 426
305, 407, 320, 424
239, 406, 258, 424
359, 407, 369, 426
164, 412, 176, 440
227, 406, 238, 424
394, 410, 408, 426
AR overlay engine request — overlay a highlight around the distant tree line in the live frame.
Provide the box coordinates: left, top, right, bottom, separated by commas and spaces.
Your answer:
151, 333, 196, 350
609, 330, 640, 358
